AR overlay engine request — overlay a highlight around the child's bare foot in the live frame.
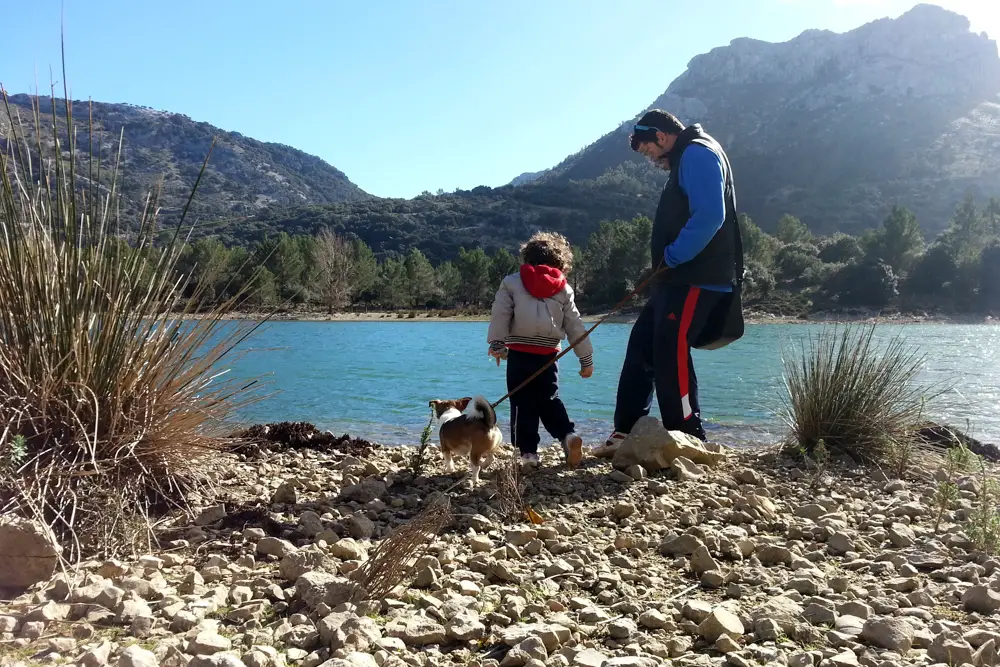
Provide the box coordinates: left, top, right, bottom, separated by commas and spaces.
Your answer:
563, 433, 583, 469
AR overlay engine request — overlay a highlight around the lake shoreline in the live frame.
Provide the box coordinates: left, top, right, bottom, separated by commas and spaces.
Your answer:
197, 309, 999, 326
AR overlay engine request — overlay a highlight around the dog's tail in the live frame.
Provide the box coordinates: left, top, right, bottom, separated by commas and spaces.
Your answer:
465, 395, 497, 428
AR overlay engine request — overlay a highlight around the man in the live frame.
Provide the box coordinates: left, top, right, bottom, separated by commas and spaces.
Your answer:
605, 109, 742, 447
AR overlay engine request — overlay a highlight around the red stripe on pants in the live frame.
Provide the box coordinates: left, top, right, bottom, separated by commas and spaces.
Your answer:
677, 287, 701, 420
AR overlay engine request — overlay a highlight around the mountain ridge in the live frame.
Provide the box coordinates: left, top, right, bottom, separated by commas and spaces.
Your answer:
0, 93, 369, 223
539, 3, 1000, 237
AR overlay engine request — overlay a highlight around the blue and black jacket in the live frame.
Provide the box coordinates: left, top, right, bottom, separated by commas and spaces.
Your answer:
650, 123, 740, 291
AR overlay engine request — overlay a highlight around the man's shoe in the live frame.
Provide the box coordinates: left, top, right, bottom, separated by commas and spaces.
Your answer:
591, 431, 627, 459
519, 453, 540, 468
563, 433, 584, 469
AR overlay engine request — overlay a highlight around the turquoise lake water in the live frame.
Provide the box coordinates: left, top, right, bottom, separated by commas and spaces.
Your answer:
222, 322, 1000, 448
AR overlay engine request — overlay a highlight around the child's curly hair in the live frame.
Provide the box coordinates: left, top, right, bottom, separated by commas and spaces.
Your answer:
520, 231, 574, 273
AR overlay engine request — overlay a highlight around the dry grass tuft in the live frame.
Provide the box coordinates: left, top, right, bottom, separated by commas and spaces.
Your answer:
780, 323, 944, 467
493, 456, 526, 522
351, 495, 453, 602
0, 70, 268, 560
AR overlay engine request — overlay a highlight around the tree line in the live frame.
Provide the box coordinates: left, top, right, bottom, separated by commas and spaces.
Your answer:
176, 194, 1000, 315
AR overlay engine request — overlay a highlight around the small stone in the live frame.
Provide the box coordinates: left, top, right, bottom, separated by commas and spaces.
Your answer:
661, 534, 705, 556
803, 603, 836, 626
929, 631, 975, 665
612, 502, 636, 519
386, 616, 446, 646
188, 631, 233, 656
715, 635, 741, 653
827, 533, 854, 555
683, 599, 713, 622
861, 617, 914, 653
329, 538, 367, 561
446, 609, 486, 642
258, 537, 297, 558
625, 465, 647, 480
963, 585, 1000, 614
340, 479, 387, 503
888, 523, 916, 548
754, 618, 782, 641
607, 618, 637, 639
505, 529, 537, 547
671, 456, 704, 481
691, 545, 721, 574
608, 470, 634, 483
119, 645, 159, 667
79, 641, 113, 667
828, 650, 859, 667
501, 636, 548, 666
195, 505, 227, 526
699, 608, 744, 642
343, 513, 376, 540
573, 649, 609, 667
639, 609, 670, 629
271, 480, 298, 504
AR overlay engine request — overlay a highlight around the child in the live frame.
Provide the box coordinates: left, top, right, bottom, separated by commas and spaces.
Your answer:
486, 231, 594, 468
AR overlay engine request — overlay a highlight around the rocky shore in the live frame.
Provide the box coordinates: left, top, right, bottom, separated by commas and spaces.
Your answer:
201, 309, 998, 326
3, 423, 1000, 667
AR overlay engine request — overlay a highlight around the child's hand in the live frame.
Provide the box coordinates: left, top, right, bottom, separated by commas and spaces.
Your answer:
580, 365, 594, 379
488, 343, 508, 367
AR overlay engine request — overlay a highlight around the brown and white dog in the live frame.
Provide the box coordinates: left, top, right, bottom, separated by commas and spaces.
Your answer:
428, 395, 503, 487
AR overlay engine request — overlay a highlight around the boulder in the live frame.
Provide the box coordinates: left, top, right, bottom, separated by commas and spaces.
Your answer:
611, 416, 725, 472
295, 571, 361, 609
0, 516, 61, 589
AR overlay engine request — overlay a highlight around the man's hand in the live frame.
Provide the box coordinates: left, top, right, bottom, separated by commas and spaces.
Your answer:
579, 365, 594, 379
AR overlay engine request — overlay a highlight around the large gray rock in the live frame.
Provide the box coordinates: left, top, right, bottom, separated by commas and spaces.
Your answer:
699, 608, 744, 642
963, 585, 1000, 614
118, 645, 159, 667
861, 616, 915, 653
0, 516, 61, 589
611, 416, 726, 472
385, 615, 446, 646
752, 596, 804, 635
339, 479, 387, 503
295, 571, 361, 609
319, 612, 382, 651
279, 548, 338, 581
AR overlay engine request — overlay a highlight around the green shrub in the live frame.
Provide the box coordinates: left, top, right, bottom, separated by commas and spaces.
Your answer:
0, 83, 266, 560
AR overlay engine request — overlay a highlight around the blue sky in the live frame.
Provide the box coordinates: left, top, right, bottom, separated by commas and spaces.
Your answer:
2, 1, 997, 199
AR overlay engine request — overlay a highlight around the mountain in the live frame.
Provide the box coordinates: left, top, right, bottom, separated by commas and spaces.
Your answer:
542, 3, 1000, 236
508, 170, 547, 186
0, 94, 369, 223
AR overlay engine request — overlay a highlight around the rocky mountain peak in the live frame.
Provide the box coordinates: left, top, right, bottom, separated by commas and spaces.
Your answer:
665, 3, 999, 110
547, 4, 1000, 236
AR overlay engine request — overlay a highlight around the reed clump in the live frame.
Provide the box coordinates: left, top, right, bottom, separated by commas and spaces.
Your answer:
0, 77, 266, 560
780, 323, 940, 467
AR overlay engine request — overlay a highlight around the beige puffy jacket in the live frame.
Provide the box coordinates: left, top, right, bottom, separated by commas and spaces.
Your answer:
486, 266, 593, 368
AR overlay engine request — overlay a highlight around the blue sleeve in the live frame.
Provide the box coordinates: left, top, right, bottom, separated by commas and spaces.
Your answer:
664, 144, 726, 267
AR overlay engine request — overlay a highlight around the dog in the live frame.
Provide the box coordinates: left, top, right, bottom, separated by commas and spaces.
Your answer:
428, 395, 503, 487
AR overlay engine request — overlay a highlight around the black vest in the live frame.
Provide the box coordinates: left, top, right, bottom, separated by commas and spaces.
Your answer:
650, 124, 740, 287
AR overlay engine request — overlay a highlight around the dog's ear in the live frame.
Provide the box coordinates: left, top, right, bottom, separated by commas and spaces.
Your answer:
457, 397, 472, 410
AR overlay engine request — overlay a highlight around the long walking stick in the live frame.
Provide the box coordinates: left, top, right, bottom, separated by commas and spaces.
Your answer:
490, 264, 666, 409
